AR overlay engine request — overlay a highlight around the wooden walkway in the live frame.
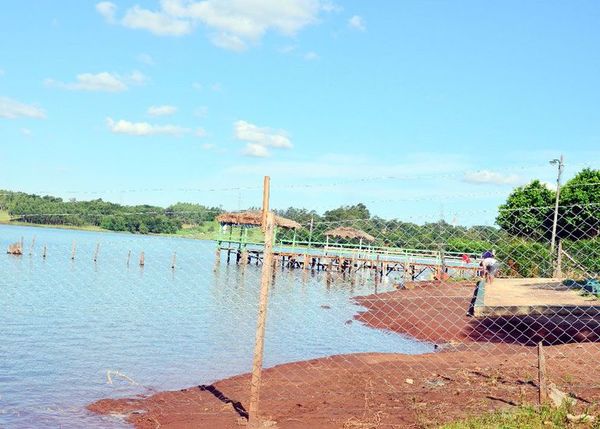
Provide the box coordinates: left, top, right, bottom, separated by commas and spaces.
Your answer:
216, 242, 480, 281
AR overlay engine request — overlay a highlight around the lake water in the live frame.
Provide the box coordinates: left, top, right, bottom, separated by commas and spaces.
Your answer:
0, 224, 433, 428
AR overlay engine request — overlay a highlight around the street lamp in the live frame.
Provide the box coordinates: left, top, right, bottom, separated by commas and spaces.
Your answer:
549, 155, 564, 267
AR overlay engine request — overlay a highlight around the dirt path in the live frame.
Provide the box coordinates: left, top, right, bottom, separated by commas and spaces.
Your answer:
89, 281, 600, 428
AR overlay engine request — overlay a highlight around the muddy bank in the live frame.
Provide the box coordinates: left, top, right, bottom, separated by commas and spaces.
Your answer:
354, 280, 478, 345
89, 281, 600, 428
89, 344, 600, 428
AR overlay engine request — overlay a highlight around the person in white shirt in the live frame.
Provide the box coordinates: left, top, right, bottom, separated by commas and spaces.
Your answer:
480, 250, 499, 284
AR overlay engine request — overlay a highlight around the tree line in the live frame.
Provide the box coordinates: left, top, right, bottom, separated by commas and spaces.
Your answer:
0, 191, 223, 234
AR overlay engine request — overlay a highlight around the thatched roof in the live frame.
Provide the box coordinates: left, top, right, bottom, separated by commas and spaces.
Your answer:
324, 226, 375, 242
216, 211, 301, 229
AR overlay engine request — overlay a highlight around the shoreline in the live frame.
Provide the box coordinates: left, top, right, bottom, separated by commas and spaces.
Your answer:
87, 280, 600, 428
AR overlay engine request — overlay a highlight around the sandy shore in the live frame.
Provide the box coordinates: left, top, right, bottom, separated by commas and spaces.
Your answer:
88, 281, 600, 428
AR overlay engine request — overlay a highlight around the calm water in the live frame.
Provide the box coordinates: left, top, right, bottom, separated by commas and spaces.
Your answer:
0, 224, 433, 428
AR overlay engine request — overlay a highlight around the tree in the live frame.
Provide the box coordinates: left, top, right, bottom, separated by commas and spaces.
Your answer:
559, 168, 600, 239
496, 180, 555, 240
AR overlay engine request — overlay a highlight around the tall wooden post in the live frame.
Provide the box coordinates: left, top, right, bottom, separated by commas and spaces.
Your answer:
261, 176, 270, 232
71, 241, 77, 260
171, 251, 177, 270
538, 342, 547, 405
42, 245, 47, 259
248, 212, 275, 428
93, 243, 100, 262
139, 251, 145, 267
29, 236, 36, 256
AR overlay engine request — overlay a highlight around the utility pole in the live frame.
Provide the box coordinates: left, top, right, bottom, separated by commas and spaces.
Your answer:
550, 155, 564, 258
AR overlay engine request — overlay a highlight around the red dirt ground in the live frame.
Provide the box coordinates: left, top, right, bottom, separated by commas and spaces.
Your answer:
89, 281, 600, 428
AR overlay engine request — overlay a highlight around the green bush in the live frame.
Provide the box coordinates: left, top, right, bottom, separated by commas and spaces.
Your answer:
496, 240, 552, 278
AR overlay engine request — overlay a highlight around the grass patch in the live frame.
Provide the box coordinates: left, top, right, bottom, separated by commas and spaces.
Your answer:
440, 405, 598, 429
0, 210, 11, 223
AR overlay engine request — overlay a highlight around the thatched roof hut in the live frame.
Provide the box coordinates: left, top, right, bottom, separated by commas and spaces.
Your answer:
324, 226, 375, 242
216, 211, 301, 229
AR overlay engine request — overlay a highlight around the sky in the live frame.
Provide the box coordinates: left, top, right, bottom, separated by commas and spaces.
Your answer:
1, 0, 599, 225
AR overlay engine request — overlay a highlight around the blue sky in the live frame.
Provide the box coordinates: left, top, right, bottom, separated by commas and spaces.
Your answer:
1, 1, 599, 225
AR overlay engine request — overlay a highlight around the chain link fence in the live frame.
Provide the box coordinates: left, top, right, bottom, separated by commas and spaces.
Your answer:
1, 177, 599, 428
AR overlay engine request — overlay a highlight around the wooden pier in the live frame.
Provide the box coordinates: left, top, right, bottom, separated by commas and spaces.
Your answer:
216, 240, 481, 281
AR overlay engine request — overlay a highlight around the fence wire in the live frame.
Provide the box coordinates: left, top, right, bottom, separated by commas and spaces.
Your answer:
1, 186, 600, 428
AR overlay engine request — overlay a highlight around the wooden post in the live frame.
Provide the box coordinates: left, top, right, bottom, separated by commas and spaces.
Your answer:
248, 211, 275, 428
538, 342, 547, 405
214, 248, 221, 271
303, 253, 309, 271
171, 251, 177, 270
261, 176, 270, 232
42, 245, 47, 259
93, 243, 100, 262
139, 251, 145, 267
71, 241, 77, 260
127, 250, 131, 267
29, 236, 36, 256
241, 248, 249, 268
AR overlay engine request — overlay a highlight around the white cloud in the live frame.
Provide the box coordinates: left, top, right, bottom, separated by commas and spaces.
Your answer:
148, 105, 177, 117
21, 128, 33, 137
195, 127, 207, 138
194, 106, 208, 118
0, 97, 46, 119
101, 0, 332, 50
463, 170, 520, 185
45, 71, 146, 92
279, 45, 296, 54
348, 15, 366, 31
122, 5, 193, 36
235, 120, 292, 157
106, 117, 189, 136
243, 143, 270, 158
304, 51, 319, 61
210, 32, 247, 52
137, 53, 155, 65
541, 181, 558, 191
96, 1, 117, 23
202, 143, 215, 150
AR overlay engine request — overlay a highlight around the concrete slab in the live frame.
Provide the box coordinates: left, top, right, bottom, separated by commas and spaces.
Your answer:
473, 278, 600, 317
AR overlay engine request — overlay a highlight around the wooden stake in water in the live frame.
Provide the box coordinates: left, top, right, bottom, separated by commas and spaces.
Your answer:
93, 243, 100, 262
538, 342, 547, 405
42, 245, 47, 259
139, 251, 145, 267
248, 211, 275, 428
29, 237, 36, 256
71, 241, 77, 260
171, 251, 177, 270
127, 250, 131, 267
